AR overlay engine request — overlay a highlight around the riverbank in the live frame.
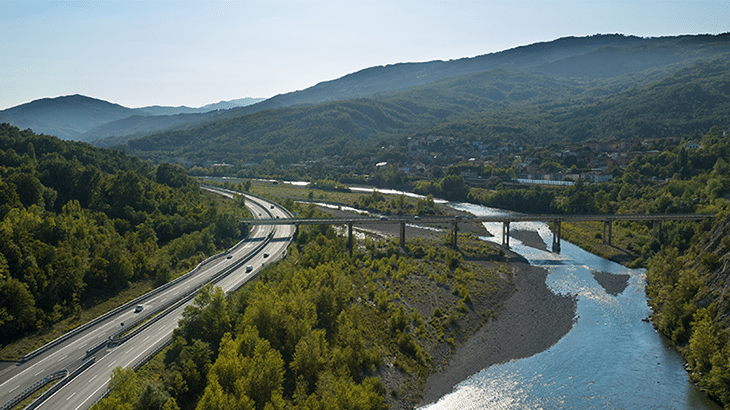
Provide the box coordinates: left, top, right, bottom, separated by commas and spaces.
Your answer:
418, 238, 577, 407
317, 205, 578, 409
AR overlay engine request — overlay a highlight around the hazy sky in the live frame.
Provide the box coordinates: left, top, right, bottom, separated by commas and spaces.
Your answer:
1, 1, 728, 110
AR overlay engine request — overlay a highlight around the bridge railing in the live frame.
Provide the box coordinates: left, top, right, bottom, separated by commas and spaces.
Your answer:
238, 213, 715, 225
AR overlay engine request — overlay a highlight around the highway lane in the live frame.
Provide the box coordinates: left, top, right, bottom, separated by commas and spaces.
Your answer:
0, 221, 268, 406
0, 191, 285, 409
34, 192, 294, 410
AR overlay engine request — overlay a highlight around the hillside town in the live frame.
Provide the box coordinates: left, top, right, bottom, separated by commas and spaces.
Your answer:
377, 134, 711, 187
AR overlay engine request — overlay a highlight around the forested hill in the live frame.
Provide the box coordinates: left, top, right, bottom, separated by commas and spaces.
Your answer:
0, 124, 248, 346
216, 34, 729, 114
646, 210, 730, 406
0, 95, 263, 143
119, 56, 730, 165
0, 95, 138, 141
108, 33, 730, 154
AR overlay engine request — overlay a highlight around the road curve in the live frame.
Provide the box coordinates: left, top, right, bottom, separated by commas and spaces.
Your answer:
0, 188, 294, 410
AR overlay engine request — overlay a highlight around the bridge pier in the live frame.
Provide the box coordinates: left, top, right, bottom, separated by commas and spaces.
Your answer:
502, 221, 510, 248
400, 221, 406, 248
552, 221, 561, 253
348, 223, 353, 256
603, 221, 613, 246
451, 222, 458, 247
653, 221, 662, 242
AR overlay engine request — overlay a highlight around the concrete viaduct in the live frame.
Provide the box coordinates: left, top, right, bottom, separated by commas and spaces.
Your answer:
241, 213, 713, 253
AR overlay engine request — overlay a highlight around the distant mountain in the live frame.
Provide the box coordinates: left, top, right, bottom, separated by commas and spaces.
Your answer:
118, 33, 730, 164
0, 95, 137, 140
0, 95, 265, 142
85, 111, 226, 147
4, 33, 729, 154
198, 98, 266, 111
136, 97, 265, 116
213, 34, 729, 119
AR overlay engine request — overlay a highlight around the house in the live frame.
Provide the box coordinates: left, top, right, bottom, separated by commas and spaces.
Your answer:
581, 172, 614, 183
685, 141, 700, 149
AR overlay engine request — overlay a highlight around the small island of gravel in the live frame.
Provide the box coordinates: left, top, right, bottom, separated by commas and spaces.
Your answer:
591, 270, 630, 296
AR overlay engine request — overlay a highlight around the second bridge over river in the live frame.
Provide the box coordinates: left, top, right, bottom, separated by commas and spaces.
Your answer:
242, 213, 713, 253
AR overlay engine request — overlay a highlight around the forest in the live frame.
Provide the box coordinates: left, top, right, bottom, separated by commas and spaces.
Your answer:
437, 126, 730, 406
93, 200, 513, 410
117, 59, 730, 167
0, 124, 249, 347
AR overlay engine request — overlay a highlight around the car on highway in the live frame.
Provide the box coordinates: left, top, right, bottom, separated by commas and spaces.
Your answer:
380, 216, 388, 220
414, 215, 421, 220
264, 253, 269, 258
227, 254, 232, 259
135, 305, 143, 313
246, 265, 253, 272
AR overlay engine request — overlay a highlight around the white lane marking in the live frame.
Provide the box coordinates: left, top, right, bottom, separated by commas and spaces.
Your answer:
34, 368, 45, 376
106, 360, 117, 368
0, 361, 43, 389
76, 381, 109, 410
58, 354, 68, 362
90, 375, 97, 382
9, 385, 19, 393
143, 335, 150, 342
67, 391, 76, 400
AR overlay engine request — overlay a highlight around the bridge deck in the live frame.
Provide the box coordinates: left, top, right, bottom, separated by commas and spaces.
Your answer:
241, 213, 714, 225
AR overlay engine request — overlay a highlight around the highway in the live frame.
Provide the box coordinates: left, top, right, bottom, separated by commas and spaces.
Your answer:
0, 187, 295, 410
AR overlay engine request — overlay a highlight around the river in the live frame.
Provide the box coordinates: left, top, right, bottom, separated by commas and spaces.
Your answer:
420, 202, 719, 410
200, 178, 718, 408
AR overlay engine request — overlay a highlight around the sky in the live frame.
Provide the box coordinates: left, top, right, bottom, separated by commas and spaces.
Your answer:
1, 0, 729, 110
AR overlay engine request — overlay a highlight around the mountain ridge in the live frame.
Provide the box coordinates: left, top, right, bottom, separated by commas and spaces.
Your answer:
2, 33, 729, 153
0, 95, 263, 141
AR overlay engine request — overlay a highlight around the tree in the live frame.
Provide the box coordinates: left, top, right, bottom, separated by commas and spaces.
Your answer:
0, 276, 37, 341
178, 284, 231, 349
106, 367, 139, 407
688, 305, 719, 374
290, 329, 328, 394
439, 175, 469, 201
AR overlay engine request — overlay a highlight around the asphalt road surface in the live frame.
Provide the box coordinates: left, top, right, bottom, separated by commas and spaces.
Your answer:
0, 188, 294, 410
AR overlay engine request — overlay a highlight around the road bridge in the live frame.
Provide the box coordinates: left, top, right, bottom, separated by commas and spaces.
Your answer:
241, 213, 714, 252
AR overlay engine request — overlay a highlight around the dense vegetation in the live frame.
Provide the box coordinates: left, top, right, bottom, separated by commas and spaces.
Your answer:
0, 124, 249, 346
645, 212, 730, 407
447, 126, 730, 406
479, 129, 729, 211
94, 200, 512, 410
118, 55, 730, 166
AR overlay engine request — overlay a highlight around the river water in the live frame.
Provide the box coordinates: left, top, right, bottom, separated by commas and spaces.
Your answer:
201, 178, 717, 408
421, 202, 719, 410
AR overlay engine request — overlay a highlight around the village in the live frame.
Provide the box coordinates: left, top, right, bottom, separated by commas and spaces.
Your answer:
385, 134, 706, 187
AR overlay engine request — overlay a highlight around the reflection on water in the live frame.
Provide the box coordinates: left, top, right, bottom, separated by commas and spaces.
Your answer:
421, 203, 719, 410
199, 179, 717, 408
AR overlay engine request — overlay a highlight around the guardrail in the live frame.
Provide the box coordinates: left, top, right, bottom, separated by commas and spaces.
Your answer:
0, 370, 67, 410
20, 194, 273, 364
88, 230, 276, 408
23, 359, 94, 410
4, 189, 283, 410
84, 227, 274, 360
